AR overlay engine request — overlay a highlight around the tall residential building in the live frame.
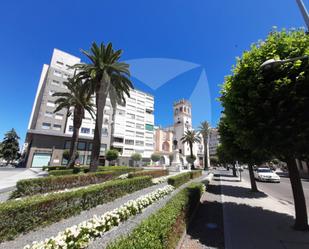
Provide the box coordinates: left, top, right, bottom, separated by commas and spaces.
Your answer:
24, 49, 154, 168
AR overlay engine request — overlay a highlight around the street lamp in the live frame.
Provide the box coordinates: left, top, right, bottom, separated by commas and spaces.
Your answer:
260, 55, 309, 70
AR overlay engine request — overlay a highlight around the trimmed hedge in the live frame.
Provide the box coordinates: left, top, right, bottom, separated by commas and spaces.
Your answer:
0, 176, 153, 242
167, 170, 202, 187
42, 166, 89, 171
107, 182, 204, 249
128, 169, 168, 178
48, 169, 75, 176
98, 166, 140, 172
11, 171, 125, 198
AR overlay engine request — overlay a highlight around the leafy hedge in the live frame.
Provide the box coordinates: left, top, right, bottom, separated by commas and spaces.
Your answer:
0, 176, 153, 242
128, 169, 168, 179
167, 170, 202, 187
98, 166, 140, 172
107, 182, 204, 249
11, 171, 125, 198
48, 169, 75, 176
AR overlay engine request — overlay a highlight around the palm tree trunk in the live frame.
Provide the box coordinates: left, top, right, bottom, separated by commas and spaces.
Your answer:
204, 138, 209, 170
68, 108, 83, 168
90, 73, 110, 172
190, 142, 195, 170
286, 156, 309, 230
248, 163, 258, 192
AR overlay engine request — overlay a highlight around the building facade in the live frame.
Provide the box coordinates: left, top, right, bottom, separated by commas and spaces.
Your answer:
209, 128, 220, 157
24, 49, 154, 168
154, 99, 204, 167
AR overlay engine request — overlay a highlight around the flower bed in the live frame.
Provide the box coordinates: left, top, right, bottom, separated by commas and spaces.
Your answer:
128, 169, 168, 179
24, 185, 175, 249
152, 175, 170, 184
11, 170, 126, 198
0, 176, 153, 242
106, 182, 205, 249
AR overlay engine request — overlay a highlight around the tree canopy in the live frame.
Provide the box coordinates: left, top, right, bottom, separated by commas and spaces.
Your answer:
0, 129, 20, 164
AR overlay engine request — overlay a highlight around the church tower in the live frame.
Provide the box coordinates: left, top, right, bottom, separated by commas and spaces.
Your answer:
173, 99, 192, 156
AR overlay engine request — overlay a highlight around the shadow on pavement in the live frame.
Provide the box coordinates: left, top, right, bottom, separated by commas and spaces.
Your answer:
210, 184, 268, 199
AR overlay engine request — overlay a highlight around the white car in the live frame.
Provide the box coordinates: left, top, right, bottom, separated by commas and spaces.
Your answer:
254, 168, 280, 183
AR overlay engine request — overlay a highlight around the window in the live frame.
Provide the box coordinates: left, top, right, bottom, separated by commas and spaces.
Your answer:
64, 141, 71, 149
100, 144, 107, 155
51, 79, 60, 86
48, 90, 55, 96
114, 137, 124, 143
53, 70, 62, 77
76, 155, 84, 165
135, 140, 144, 146
47, 101, 55, 107
92, 129, 95, 134
55, 114, 63, 120
63, 73, 69, 79
88, 143, 93, 151
117, 109, 125, 116
86, 156, 91, 165
104, 118, 109, 125
44, 111, 53, 118
126, 121, 135, 128
77, 142, 86, 150
136, 131, 144, 138
42, 122, 51, 129
102, 128, 108, 136
56, 61, 64, 66
136, 123, 144, 130
145, 124, 154, 131
81, 127, 90, 134
146, 143, 153, 147
126, 113, 135, 119
175, 108, 179, 115
180, 106, 183, 112
136, 115, 144, 121
125, 139, 134, 145
53, 124, 61, 131
125, 130, 134, 136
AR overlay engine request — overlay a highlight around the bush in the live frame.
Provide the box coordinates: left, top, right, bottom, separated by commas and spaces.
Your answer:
167, 170, 202, 187
128, 169, 168, 179
105, 149, 119, 165
167, 172, 191, 187
190, 170, 202, 179
151, 153, 161, 162
11, 170, 126, 198
107, 182, 204, 249
186, 155, 196, 164
48, 169, 74, 176
98, 166, 140, 172
0, 176, 153, 242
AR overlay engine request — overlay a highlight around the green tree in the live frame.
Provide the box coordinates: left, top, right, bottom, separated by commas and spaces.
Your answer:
131, 153, 142, 167
0, 129, 20, 165
210, 156, 219, 166
198, 121, 210, 170
181, 130, 201, 170
106, 149, 119, 165
220, 29, 309, 230
75, 42, 133, 172
151, 153, 161, 163
53, 75, 94, 168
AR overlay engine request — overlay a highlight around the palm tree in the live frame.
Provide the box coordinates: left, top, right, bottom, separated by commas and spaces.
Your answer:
181, 130, 201, 170
198, 121, 210, 170
74, 42, 132, 172
53, 75, 94, 168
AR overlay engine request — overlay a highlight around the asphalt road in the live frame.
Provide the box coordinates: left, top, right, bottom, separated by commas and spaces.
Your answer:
241, 170, 309, 212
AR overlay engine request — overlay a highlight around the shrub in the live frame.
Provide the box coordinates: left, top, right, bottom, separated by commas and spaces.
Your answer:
190, 170, 202, 179
151, 153, 161, 162
107, 182, 204, 249
98, 166, 140, 173
48, 169, 74, 176
105, 149, 119, 165
167, 172, 191, 187
128, 169, 168, 179
0, 176, 153, 242
186, 155, 196, 164
11, 171, 126, 198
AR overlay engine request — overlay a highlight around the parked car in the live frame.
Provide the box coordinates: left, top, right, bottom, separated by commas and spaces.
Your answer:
254, 167, 280, 183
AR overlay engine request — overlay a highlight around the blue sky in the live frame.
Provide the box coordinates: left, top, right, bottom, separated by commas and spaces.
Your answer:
0, 0, 307, 143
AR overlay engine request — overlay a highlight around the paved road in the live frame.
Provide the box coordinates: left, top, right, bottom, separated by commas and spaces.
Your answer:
241, 170, 309, 212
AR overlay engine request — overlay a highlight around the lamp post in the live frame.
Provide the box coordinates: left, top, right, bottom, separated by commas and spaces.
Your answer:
260, 55, 309, 70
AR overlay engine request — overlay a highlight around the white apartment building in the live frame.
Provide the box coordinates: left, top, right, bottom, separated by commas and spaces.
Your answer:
209, 128, 220, 157
24, 48, 154, 168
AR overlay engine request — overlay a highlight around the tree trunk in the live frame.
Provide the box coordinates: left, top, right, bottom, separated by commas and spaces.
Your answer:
248, 163, 258, 192
286, 157, 309, 231
90, 73, 110, 172
190, 143, 195, 170
204, 139, 209, 170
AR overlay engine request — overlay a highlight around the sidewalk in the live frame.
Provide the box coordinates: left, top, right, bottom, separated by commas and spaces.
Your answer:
181, 170, 309, 249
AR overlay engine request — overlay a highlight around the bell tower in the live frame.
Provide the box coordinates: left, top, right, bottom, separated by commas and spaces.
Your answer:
173, 99, 192, 156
